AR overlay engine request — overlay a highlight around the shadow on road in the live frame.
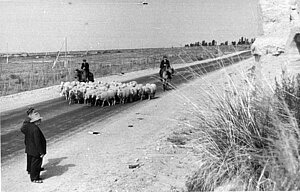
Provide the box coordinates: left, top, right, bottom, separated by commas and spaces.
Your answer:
41, 157, 75, 180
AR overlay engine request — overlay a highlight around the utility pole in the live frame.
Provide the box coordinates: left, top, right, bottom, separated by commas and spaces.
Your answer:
65, 37, 67, 65
65, 37, 67, 58
6, 43, 9, 64
64, 37, 68, 68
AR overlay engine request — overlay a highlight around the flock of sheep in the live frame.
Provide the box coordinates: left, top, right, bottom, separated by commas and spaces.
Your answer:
59, 80, 157, 106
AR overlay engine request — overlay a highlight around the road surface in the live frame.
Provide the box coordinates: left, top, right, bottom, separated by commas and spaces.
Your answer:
1, 51, 251, 163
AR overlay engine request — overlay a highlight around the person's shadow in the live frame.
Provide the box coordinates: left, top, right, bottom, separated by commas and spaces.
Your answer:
41, 157, 75, 180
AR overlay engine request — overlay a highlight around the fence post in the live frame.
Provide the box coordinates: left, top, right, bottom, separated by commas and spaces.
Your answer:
8, 78, 10, 91
53, 72, 55, 85
3, 79, 6, 95
20, 78, 23, 91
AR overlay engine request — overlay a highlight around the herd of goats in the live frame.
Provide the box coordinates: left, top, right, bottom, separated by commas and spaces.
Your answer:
59, 80, 157, 106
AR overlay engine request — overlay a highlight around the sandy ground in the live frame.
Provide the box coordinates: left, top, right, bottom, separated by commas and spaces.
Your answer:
2, 52, 293, 192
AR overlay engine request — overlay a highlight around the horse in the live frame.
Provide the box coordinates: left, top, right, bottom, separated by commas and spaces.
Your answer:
161, 67, 173, 91
75, 69, 94, 82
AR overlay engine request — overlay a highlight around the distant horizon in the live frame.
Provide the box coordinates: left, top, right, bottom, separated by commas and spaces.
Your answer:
0, 0, 261, 53
1, 36, 254, 55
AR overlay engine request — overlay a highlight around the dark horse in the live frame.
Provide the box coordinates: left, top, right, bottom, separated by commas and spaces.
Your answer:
75, 69, 94, 82
161, 67, 174, 91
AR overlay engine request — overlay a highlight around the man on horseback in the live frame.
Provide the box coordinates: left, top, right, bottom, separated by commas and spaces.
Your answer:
81, 59, 90, 82
159, 55, 171, 79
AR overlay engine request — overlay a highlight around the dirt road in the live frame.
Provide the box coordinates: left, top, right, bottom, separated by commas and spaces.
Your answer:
1, 52, 251, 163
1, 51, 256, 192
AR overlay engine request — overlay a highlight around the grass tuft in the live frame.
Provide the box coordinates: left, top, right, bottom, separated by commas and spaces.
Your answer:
185, 68, 300, 191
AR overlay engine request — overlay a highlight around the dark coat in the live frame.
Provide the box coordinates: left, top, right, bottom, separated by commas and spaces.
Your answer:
21, 117, 31, 145
160, 59, 170, 69
21, 120, 46, 158
81, 62, 89, 72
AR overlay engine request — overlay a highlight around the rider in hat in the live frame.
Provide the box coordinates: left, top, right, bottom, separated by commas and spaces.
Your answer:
159, 55, 171, 79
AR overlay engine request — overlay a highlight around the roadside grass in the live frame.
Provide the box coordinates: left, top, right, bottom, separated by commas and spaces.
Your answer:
169, 58, 300, 191
161, 43, 300, 191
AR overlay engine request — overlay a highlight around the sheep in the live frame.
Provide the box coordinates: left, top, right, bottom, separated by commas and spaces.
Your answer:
117, 88, 125, 104
108, 87, 118, 105
139, 85, 147, 100
142, 83, 156, 100
136, 84, 144, 100
68, 90, 76, 105
95, 91, 112, 107
127, 81, 137, 87
107, 89, 117, 106
60, 82, 73, 101
90, 90, 99, 106
61, 80, 157, 106
146, 83, 157, 100
129, 86, 138, 102
84, 88, 97, 105
117, 87, 131, 104
110, 81, 122, 87
75, 88, 85, 104
149, 84, 157, 99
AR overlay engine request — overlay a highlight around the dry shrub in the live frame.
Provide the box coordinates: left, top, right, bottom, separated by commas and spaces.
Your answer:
185, 70, 300, 191
275, 70, 300, 127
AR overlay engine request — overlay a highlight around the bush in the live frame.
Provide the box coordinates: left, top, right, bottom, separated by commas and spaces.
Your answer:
186, 70, 300, 191
9, 74, 20, 79
274, 70, 300, 127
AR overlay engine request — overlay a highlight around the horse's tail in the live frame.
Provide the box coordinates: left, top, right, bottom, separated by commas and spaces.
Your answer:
89, 72, 94, 82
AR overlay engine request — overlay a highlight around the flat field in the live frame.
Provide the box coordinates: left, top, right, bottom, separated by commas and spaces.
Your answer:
0, 45, 249, 96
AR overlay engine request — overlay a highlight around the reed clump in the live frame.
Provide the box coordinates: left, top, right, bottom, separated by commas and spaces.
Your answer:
186, 69, 300, 191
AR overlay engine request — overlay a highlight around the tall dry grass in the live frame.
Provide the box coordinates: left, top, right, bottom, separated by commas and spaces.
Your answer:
183, 67, 300, 191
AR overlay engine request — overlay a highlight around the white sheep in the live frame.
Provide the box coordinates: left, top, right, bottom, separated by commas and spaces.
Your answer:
144, 83, 156, 100
129, 86, 138, 102
136, 84, 144, 100
96, 91, 111, 107
149, 83, 157, 100
117, 87, 131, 104
84, 88, 97, 105
60, 82, 73, 101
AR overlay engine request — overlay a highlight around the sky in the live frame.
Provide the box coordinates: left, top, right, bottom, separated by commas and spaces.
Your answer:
0, 0, 261, 53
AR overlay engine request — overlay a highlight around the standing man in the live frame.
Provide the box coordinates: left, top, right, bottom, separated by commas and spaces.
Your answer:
21, 111, 46, 183
21, 107, 44, 175
81, 59, 90, 82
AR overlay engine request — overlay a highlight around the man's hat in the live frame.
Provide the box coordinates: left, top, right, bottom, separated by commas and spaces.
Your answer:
26, 107, 35, 115
83, 59, 86, 62
163, 55, 168, 59
30, 112, 43, 123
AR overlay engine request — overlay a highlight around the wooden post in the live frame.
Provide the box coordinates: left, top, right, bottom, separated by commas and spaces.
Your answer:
6, 43, 9, 64
30, 63, 33, 90
8, 78, 10, 93
20, 76, 23, 90
3, 79, 6, 95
